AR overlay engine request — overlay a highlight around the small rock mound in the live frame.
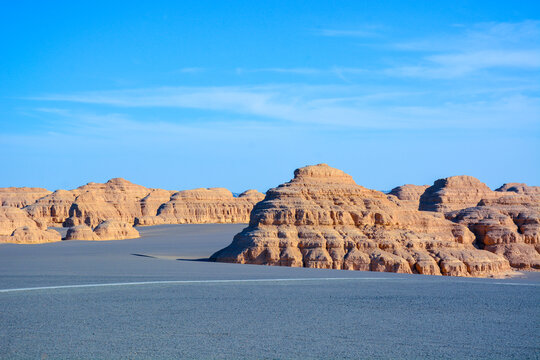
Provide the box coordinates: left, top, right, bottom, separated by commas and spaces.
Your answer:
65, 220, 140, 241
0, 225, 62, 244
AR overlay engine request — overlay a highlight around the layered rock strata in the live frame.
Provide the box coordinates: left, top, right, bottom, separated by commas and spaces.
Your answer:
0, 206, 61, 244
211, 164, 510, 277
389, 184, 429, 210
138, 188, 264, 225
0, 187, 51, 208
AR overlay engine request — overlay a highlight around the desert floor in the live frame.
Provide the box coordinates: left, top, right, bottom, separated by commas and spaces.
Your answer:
1, 224, 539, 359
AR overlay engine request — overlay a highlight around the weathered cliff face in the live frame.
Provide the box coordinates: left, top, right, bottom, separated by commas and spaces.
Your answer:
211, 164, 510, 277
446, 193, 540, 270
388, 184, 429, 210
0, 206, 42, 235
0, 187, 51, 208
64, 220, 140, 241
64, 178, 152, 227
25, 190, 80, 227
0, 206, 61, 244
419, 176, 500, 212
142, 188, 265, 225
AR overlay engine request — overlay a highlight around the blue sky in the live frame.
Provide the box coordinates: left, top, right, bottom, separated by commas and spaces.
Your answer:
1, 1, 539, 192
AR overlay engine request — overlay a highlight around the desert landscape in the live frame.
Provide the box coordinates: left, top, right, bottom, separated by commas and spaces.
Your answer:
2, 1, 539, 359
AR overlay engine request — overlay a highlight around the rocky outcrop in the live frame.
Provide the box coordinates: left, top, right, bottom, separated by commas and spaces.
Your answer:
144, 188, 264, 225
419, 176, 500, 212
0, 187, 51, 208
496, 183, 540, 195
64, 220, 140, 241
389, 184, 429, 210
0, 206, 42, 235
0, 206, 61, 244
211, 164, 511, 277
64, 178, 152, 228
446, 194, 540, 270
25, 190, 80, 227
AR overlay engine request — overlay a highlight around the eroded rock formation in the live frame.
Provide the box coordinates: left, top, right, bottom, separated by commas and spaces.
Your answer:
0, 187, 51, 208
25, 190, 80, 227
0, 206, 61, 244
140, 188, 264, 225
389, 184, 429, 210
211, 164, 511, 277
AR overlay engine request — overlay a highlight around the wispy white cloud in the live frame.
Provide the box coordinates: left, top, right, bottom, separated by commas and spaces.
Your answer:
387, 21, 540, 79
30, 84, 540, 130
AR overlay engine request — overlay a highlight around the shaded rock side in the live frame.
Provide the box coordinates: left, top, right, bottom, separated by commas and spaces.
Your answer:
388, 184, 429, 210
211, 164, 510, 277
148, 188, 265, 225
0, 187, 51, 208
419, 175, 500, 212
65, 220, 140, 241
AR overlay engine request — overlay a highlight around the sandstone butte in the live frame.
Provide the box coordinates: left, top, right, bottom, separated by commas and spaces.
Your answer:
0, 206, 61, 244
0, 178, 264, 243
211, 164, 538, 277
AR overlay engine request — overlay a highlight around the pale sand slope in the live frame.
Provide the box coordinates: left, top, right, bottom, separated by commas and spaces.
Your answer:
0, 224, 538, 359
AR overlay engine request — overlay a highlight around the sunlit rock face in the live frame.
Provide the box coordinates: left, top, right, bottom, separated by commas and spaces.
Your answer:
0, 206, 61, 244
141, 188, 265, 225
211, 164, 511, 277
0, 187, 51, 208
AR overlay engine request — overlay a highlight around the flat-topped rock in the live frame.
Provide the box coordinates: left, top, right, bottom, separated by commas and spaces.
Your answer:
496, 183, 540, 195
0, 187, 51, 208
153, 187, 264, 224
211, 164, 511, 277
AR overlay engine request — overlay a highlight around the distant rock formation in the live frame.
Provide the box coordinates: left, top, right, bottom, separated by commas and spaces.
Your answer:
389, 184, 429, 210
64, 220, 140, 241
137, 188, 265, 225
63, 178, 151, 228
0, 187, 51, 208
211, 164, 511, 277
419, 176, 499, 212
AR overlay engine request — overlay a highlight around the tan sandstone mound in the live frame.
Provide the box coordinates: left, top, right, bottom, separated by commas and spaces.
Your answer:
419, 176, 500, 212
64, 178, 152, 228
0, 225, 61, 244
0, 187, 51, 208
211, 164, 510, 277
65, 220, 140, 241
389, 184, 429, 210
150, 188, 264, 225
